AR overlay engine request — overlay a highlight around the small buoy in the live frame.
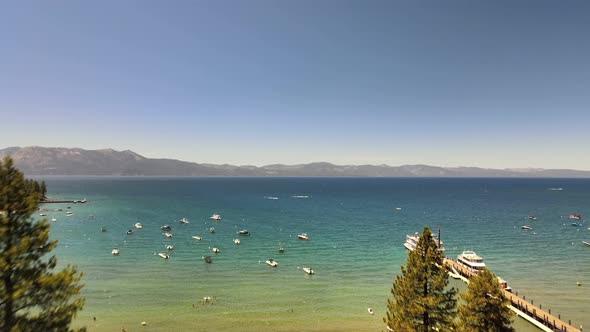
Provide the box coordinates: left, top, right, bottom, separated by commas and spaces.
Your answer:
141, 321, 147, 326
577, 281, 582, 286
368, 307, 374, 315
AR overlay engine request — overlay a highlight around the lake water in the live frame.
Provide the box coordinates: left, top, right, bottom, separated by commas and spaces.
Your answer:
37, 177, 590, 331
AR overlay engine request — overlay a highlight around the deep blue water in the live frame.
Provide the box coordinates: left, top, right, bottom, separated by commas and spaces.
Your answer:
37, 177, 590, 331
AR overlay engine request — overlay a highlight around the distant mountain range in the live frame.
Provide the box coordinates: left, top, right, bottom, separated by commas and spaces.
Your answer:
2, 146, 590, 177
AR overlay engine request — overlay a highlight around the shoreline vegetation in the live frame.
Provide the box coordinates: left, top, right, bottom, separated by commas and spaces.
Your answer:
0, 156, 85, 331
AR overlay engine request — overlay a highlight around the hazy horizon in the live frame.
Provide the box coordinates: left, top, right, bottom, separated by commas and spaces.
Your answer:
2, 1, 589, 169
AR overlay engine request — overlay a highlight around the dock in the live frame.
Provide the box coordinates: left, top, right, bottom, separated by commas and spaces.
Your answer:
39, 198, 86, 204
445, 259, 581, 332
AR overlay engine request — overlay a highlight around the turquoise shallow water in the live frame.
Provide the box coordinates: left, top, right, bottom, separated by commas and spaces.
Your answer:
37, 177, 590, 331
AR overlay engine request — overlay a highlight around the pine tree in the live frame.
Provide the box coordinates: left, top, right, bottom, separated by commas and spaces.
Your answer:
0, 157, 85, 332
456, 268, 514, 332
40, 181, 47, 201
384, 227, 457, 332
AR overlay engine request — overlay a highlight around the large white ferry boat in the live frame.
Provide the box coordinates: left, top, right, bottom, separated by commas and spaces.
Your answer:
457, 250, 486, 274
403, 233, 444, 252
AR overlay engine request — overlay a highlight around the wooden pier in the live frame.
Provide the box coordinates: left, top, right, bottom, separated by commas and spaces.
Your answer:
39, 198, 86, 204
445, 259, 581, 332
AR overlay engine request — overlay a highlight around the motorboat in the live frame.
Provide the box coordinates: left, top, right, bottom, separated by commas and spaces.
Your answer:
212, 247, 220, 253
583, 241, 590, 247
126, 229, 134, 235
66, 211, 74, 216
88, 215, 95, 220
163, 232, 173, 238
457, 251, 486, 274
39, 213, 47, 216
521, 225, 533, 230
497, 277, 512, 292
111, 248, 119, 255
192, 235, 203, 240
238, 230, 249, 236
528, 216, 537, 220
209, 227, 216, 234
403, 233, 444, 252
298, 233, 309, 240
291, 195, 309, 199
278, 247, 285, 253
547, 187, 563, 191
265, 196, 279, 200
368, 308, 374, 315
302, 267, 314, 275
569, 214, 583, 220
210, 214, 222, 221
233, 239, 240, 244
134, 222, 143, 229
179, 217, 189, 224
100, 227, 107, 232
158, 253, 170, 259
161, 225, 172, 231
51, 218, 57, 222
571, 222, 583, 227
204, 256, 212, 264
166, 245, 174, 250
266, 258, 278, 267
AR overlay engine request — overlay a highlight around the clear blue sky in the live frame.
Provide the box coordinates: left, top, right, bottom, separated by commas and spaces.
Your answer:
2, 1, 589, 169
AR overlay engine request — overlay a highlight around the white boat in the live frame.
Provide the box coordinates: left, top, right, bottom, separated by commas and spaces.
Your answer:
238, 230, 249, 236
179, 217, 189, 224
298, 233, 309, 240
457, 251, 486, 274
166, 245, 174, 250
51, 218, 57, 222
403, 233, 444, 252
497, 276, 512, 292
266, 259, 278, 267
161, 225, 172, 231
291, 195, 309, 199
111, 248, 119, 255
192, 235, 203, 240
521, 225, 533, 230
233, 239, 240, 244
265, 196, 279, 200
209, 227, 216, 233
210, 214, 221, 221
368, 308, 374, 315
163, 232, 173, 238
66, 211, 74, 216
158, 253, 170, 259
134, 222, 143, 229
212, 247, 220, 253
126, 229, 133, 235
303, 267, 314, 275
39, 213, 47, 216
